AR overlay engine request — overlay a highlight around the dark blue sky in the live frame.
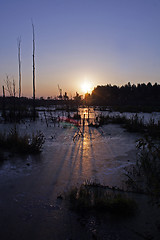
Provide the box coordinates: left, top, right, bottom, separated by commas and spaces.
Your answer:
0, 0, 160, 97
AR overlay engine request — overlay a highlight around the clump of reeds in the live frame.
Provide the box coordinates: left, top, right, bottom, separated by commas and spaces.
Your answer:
0, 127, 45, 156
125, 136, 160, 205
99, 113, 160, 138
67, 182, 137, 216
99, 114, 127, 125
124, 114, 145, 132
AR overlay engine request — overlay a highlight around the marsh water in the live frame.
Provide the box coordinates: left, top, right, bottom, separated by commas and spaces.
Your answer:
0, 107, 142, 190
0, 107, 160, 239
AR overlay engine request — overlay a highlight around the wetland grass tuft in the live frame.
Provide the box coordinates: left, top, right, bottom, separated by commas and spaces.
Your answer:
67, 182, 137, 216
99, 113, 160, 138
0, 127, 45, 156
125, 136, 160, 205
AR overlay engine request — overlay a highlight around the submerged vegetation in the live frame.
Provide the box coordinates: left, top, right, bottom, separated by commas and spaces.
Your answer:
67, 182, 137, 216
0, 127, 45, 156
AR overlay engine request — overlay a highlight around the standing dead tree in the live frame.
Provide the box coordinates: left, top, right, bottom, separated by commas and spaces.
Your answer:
32, 22, 36, 120
4, 75, 16, 121
5, 75, 13, 96
2, 85, 6, 119
4, 75, 16, 97
12, 78, 16, 97
17, 37, 22, 98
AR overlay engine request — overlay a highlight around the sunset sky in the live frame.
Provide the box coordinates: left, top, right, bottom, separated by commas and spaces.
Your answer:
0, 0, 160, 98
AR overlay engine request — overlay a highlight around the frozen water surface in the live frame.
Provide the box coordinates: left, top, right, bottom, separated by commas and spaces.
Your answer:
0, 108, 159, 240
0, 108, 140, 192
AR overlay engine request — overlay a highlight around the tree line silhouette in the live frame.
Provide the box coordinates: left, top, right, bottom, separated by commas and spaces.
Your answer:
85, 82, 160, 109
1, 82, 160, 117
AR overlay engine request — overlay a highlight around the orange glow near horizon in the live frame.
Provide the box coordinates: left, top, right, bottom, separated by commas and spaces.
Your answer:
81, 79, 93, 94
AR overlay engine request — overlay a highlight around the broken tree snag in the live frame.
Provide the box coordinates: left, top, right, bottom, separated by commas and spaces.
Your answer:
2, 86, 6, 119
32, 22, 36, 120
17, 37, 22, 98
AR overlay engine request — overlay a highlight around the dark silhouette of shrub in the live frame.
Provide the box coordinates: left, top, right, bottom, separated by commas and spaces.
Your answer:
0, 127, 45, 156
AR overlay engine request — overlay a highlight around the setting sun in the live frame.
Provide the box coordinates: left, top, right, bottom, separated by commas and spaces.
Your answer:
81, 81, 92, 94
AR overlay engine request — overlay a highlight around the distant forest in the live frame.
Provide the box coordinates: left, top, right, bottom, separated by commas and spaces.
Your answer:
1, 82, 160, 112
86, 82, 160, 109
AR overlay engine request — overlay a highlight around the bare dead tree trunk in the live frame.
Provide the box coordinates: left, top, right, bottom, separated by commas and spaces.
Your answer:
13, 79, 16, 120
17, 37, 22, 98
32, 22, 36, 120
2, 86, 5, 98
5, 75, 12, 96
4, 76, 16, 121
2, 86, 6, 119
13, 79, 16, 98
